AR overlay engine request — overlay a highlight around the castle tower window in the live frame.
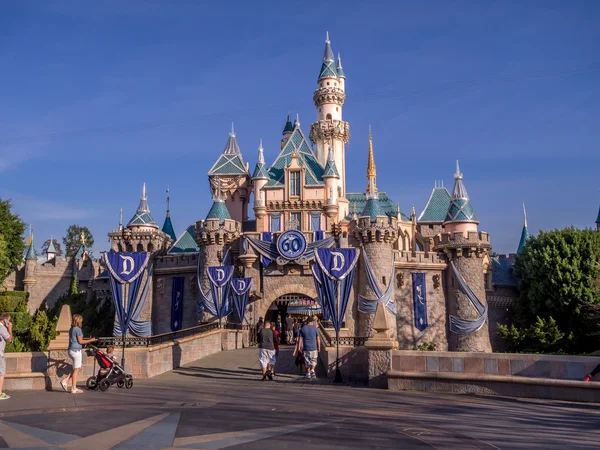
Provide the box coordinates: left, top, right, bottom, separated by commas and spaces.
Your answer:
270, 213, 281, 232
326, 113, 332, 120
310, 211, 321, 231
290, 171, 300, 197
137, 243, 144, 252
126, 244, 133, 252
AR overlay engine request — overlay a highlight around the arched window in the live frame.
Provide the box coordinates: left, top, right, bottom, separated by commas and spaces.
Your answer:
126, 244, 133, 252
147, 242, 154, 253
326, 113, 332, 120
137, 243, 144, 252
117, 243, 123, 252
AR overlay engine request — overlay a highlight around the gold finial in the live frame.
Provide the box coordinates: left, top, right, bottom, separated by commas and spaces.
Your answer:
366, 127, 377, 195
80, 230, 86, 245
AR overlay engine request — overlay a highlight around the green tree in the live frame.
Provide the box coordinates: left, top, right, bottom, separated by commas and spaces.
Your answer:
63, 225, 94, 257
0, 198, 26, 286
507, 227, 600, 353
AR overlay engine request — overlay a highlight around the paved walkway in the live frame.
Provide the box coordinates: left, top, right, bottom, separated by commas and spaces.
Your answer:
1, 347, 599, 449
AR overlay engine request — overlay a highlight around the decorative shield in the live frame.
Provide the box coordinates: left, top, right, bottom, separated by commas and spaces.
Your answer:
104, 252, 149, 284
277, 230, 307, 260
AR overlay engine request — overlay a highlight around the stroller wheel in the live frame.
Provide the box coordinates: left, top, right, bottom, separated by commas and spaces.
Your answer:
86, 376, 98, 390
117, 380, 125, 388
99, 378, 111, 392
125, 378, 134, 389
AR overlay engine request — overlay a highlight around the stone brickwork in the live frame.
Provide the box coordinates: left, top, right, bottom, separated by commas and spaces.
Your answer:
394, 251, 448, 351
434, 231, 492, 352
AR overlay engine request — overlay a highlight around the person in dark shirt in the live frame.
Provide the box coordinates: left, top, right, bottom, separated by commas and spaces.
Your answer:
297, 318, 321, 379
257, 321, 276, 381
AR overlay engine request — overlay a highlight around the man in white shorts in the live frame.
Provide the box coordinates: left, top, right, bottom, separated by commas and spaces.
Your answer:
257, 321, 276, 381
0, 313, 14, 400
298, 317, 321, 379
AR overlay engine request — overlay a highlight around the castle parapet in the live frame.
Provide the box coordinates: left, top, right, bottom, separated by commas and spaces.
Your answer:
195, 218, 240, 246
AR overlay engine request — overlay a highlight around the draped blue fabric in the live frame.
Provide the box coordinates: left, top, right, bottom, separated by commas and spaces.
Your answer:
231, 278, 252, 322
448, 261, 488, 334
311, 264, 330, 320
196, 256, 217, 317
310, 212, 321, 232
245, 235, 335, 264
208, 266, 234, 320
314, 230, 325, 242
357, 249, 397, 315
125, 264, 153, 337
270, 213, 281, 232
313, 248, 359, 333
260, 232, 272, 266
171, 277, 185, 331
104, 252, 151, 337
412, 272, 428, 331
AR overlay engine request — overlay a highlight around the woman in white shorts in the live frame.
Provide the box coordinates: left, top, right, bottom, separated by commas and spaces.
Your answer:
61, 314, 97, 394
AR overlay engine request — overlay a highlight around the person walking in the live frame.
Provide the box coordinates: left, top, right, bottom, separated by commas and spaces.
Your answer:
272, 324, 281, 376
61, 314, 97, 393
297, 317, 320, 379
257, 321, 276, 381
285, 314, 294, 344
292, 319, 301, 345
0, 313, 14, 400
275, 317, 282, 334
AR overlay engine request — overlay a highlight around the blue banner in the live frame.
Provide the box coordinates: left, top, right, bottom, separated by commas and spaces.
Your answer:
104, 251, 149, 284
207, 265, 234, 319
412, 272, 428, 331
260, 232, 272, 266
231, 277, 252, 322
171, 277, 185, 331
314, 248, 359, 332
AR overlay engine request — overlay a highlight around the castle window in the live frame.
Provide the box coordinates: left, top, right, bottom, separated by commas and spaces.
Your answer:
326, 113, 332, 120
327, 82, 330, 86
290, 212, 302, 230
137, 243, 144, 252
290, 171, 300, 197
310, 212, 321, 232
126, 244, 133, 252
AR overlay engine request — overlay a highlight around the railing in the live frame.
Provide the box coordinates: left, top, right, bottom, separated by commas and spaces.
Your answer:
96, 322, 220, 348
329, 336, 368, 347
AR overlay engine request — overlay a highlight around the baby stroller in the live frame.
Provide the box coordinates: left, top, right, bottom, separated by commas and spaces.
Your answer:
85, 345, 133, 392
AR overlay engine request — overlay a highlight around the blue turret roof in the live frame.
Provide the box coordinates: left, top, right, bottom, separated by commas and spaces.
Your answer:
418, 187, 452, 223
25, 243, 37, 260
596, 204, 600, 224
444, 161, 479, 224
208, 125, 249, 177
346, 193, 410, 221
360, 198, 387, 220
283, 113, 294, 134
517, 203, 531, 255
128, 183, 159, 228
206, 200, 231, 222
47, 239, 57, 254
322, 146, 339, 178
168, 225, 199, 254
74, 244, 86, 260
336, 53, 345, 78
318, 33, 338, 80
252, 140, 269, 180
162, 215, 176, 241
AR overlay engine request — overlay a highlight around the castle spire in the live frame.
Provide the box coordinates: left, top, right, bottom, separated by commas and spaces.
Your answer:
161, 186, 176, 241
336, 53, 345, 78
25, 225, 37, 260
444, 160, 478, 224
318, 32, 338, 80
282, 112, 293, 135
366, 127, 378, 199
517, 202, 531, 254
252, 139, 269, 180
127, 183, 158, 229
294, 112, 300, 128
322, 143, 340, 179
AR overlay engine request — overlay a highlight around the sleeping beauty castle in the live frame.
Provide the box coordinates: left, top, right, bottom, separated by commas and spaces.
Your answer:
12, 34, 565, 352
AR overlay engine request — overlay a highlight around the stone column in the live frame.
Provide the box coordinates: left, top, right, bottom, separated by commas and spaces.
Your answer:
364, 302, 395, 388
47, 305, 72, 390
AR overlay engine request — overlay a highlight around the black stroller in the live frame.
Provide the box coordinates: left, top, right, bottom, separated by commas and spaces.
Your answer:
85, 345, 133, 391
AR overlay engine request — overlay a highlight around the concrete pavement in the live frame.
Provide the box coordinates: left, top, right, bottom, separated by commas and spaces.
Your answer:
0, 347, 598, 449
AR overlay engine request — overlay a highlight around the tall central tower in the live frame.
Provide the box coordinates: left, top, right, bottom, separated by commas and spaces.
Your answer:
310, 33, 350, 221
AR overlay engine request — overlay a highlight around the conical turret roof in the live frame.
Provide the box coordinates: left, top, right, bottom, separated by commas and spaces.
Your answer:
444, 161, 479, 224
282, 113, 294, 134
252, 139, 269, 180
318, 32, 338, 80
161, 187, 176, 241
322, 145, 339, 178
517, 203, 531, 254
206, 200, 231, 223
47, 238, 57, 254
128, 183, 159, 229
336, 53, 345, 78
208, 124, 249, 177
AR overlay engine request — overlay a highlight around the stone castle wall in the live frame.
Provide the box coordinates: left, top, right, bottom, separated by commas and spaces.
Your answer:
394, 251, 448, 351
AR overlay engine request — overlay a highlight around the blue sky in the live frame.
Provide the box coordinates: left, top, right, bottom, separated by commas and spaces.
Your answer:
1, 0, 599, 255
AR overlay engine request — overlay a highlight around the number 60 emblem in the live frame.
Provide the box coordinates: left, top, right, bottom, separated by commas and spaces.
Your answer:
277, 230, 307, 259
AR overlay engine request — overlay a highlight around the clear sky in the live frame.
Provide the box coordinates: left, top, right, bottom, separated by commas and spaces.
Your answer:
1, 0, 599, 255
